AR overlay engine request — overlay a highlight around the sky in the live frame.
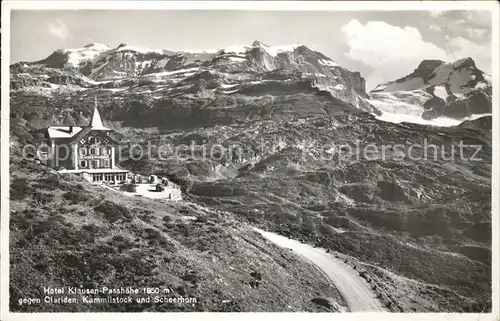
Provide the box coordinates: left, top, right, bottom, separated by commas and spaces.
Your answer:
10, 9, 493, 90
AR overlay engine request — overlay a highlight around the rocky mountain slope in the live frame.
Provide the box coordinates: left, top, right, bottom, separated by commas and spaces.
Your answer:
369, 58, 492, 124
11, 41, 378, 115
9, 41, 492, 312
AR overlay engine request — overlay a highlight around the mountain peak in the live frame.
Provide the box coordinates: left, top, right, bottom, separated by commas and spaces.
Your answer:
452, 57, 476, 69
83, 43, 110, 50
416, 59, 445, 73
252, 40, 268, 47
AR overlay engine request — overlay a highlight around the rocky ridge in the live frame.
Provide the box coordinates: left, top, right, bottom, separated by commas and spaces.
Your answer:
369, 58, 492, 123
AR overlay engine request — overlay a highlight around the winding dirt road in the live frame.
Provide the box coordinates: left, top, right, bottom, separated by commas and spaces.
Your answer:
254, 228, 387, 312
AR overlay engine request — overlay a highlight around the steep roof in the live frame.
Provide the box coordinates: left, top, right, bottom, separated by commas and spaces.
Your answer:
90, 107, 111, 130
47, 106, 111, 139
47, 126, 83, 139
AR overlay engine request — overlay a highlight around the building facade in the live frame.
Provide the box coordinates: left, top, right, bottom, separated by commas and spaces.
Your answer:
45, 106, 129, 184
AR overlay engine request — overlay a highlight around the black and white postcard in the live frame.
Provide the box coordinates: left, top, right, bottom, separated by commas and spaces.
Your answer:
1, 1, 498, 320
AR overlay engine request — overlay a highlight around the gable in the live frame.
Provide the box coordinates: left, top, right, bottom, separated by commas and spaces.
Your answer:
47, 126, 83, 139
75, 129, 118, 147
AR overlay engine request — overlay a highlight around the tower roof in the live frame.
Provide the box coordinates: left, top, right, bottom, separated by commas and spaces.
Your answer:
90, 107, 104, 128
89, 97, 110, 130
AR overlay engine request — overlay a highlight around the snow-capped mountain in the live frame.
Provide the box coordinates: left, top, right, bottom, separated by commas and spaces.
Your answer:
10, 41, 491, 127
369, 58, 492, 125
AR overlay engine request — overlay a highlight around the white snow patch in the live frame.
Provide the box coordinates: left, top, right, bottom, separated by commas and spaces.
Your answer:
375, 111, 463, 126
63, 44, 111, 67
176, 43, 301, 57
223, 89, 240, 94
475, 82, 489, 90
303, 72, 328, 77
181, 72, 197, 78
146, 67, 200, 77
229, 57, 247, 63
465, 113, 493, 121
117, 45, 164, 54
483, 73, 492, 84
153, 86, 171, 92
104, 88, 127, 92
135, 60, 151, 70
374, 108, 491, 127
221, 45, 251, 54
333, 84, 345, 91
220, 83, 238, 89
84, 43, 111, 51
319, 59, 339, 67
177, 49, 218, 54
214, 43, 301, 57
260, 44, 300, 57
433, 86, 448, 101
82, 77, 110, 85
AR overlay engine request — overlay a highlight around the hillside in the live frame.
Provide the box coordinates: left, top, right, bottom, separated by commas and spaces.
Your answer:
9, 151, 346, 312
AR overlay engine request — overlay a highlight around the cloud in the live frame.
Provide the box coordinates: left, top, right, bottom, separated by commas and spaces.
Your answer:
463, 10, 491, 25
429, 9, 449, 18
341, 19, 448, 89
465, 27, 489, 38
429, 24, 443, 32
341, 19, 492, 90
429, 10, 492, 38
48, 19, 72, 41
446, 36, 491, 72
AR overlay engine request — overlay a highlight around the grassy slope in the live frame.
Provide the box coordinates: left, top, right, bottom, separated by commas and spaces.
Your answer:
9, 157, 345, 312
170, 116, 492, 313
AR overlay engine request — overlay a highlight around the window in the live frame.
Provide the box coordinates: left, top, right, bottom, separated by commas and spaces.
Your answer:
79, 148, 87, 155
104, 174, 114, 181
95, 148, 100, 156
89, 136, 100, 145
80, 160, 87, 168
103, 147, 111, 155
103, 159, 110, 168
92, 174, 103, 182
90, 148, 96, 155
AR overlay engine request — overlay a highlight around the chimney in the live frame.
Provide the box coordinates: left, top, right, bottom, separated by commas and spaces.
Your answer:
69, 126, 73, 134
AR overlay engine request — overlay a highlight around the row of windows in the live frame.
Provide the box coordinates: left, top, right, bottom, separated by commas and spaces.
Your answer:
80, 159, 111, 168
80, 147, 111, 156
92, 173, 127, 182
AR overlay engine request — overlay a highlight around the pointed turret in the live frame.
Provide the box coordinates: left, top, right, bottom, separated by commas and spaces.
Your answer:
89, 97, 110, 130
90, 107, 104, 128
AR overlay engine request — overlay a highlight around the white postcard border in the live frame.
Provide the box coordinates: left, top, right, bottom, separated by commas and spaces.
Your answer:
1, 1, 498, 321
